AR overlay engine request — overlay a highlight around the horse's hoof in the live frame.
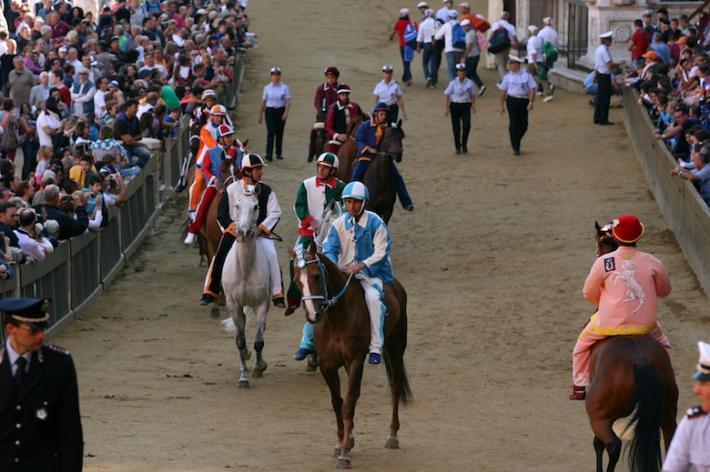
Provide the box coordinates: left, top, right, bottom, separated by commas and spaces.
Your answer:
305, 363, 318, 372
238, 380, 250, 389
306, 354, 319, 372
333, 446, 341, 458
252, 362, 267, 377
384, 438, 399, 449
209, 307, 220, 319
335, 457, 351, 469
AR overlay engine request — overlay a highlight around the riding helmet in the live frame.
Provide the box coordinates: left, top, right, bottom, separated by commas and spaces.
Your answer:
210, 104, 228, 116
201, 89, 217, 100
217, 124, 235, 138
341, 181, 369, 201
317, 152, 339, 169
241, 153, 267, 169
324, 66, 340, 77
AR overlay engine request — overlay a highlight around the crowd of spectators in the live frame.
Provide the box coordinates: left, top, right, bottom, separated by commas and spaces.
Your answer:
0, 0, 252, 280
627, 7, 710, 207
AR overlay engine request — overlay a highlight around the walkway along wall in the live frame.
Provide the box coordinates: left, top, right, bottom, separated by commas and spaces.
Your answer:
0, 52, 247, 337
622, 87, 710, 296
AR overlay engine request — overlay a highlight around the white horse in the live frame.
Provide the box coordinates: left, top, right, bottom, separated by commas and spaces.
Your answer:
221, 189, 271, 388
313, 200, 343, 250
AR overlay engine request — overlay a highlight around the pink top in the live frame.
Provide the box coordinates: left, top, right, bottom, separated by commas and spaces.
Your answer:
583, 246, 671, 329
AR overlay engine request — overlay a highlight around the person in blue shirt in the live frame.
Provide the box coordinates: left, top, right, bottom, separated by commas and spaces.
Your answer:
650, 32, 670, 64
353, 102, 414, 211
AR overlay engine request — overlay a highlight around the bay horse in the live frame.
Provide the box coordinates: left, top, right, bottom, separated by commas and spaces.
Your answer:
291, 242, 412, 469
334, 115, 365, 182
221, 188, 271, 388
585, 222, 678, 472
360, 122, 405, 224
198, 156, 241, 262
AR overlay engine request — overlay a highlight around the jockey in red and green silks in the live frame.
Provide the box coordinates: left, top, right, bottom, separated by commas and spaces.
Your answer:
286, 153, 345, 358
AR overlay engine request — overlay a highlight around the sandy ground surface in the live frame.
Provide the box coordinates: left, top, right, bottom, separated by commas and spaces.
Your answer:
52, 1, 708, 470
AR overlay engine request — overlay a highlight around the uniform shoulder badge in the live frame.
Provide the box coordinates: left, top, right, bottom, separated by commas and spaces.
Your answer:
46, 344, 70, 355
686, 406, 707, 419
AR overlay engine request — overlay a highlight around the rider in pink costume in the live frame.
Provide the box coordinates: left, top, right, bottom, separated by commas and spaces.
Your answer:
570, 214, 672, 400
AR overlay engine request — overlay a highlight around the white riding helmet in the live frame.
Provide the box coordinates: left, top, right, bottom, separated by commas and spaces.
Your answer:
316, 152, 339, 169
341, 181, 369, 201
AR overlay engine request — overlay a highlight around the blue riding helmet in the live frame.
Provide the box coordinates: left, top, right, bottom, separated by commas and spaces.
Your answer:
341, 181, 369, 201
373, 102, 389, 114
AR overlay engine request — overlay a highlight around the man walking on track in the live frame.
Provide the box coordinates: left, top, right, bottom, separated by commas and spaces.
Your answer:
0, 298, 83, 472
594, 31, 623, 126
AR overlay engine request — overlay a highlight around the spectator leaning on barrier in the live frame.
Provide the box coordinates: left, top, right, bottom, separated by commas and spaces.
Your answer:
37, 184, 87, 240
671, 143, 710, 206
14, 207, 53, 262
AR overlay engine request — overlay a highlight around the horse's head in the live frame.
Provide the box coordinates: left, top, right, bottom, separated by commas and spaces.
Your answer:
382, 120, 405, 163
314, 200, 343, 250
595, 220, 619, 256
290, 242, 329, 324
234, 188, 259, 240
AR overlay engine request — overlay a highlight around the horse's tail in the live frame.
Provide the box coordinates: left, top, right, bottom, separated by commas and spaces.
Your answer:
627, 363, 663, 472
383, 291, 413, 406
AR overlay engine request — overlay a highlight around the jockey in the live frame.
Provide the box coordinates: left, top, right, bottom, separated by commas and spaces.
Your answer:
570, 214, 672, 400
308, 66, 340, 162
353, 102, 414, 211
288, 152, 346, 357
324, 84, 365, 154
184, 124, 242, 245
200, 153, 285, 308
188, 104, 228, 222
322, 181, 393, 365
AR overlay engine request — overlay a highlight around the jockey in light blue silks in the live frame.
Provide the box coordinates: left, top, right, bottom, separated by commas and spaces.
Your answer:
323, 181, 393, 365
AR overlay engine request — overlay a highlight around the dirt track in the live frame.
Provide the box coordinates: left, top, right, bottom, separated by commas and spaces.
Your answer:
55, 1, 709, 470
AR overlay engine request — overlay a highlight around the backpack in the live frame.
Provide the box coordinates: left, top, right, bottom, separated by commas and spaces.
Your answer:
488, 27, 511, 54
543, 41, 558, 65
404, 21, 418, 49
452, 23, 466, 50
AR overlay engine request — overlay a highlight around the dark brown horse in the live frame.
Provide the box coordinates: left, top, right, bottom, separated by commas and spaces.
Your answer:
585, 222, 678, 472
361, 122, 405, 224
291, 243, 412, 469
335, 115, 365, 182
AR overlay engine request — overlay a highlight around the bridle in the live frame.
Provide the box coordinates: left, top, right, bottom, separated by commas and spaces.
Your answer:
596, 223, 618, 257
295, 245, 353, 317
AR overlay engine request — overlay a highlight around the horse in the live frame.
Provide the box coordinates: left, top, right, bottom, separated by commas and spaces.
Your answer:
311, 123, 328, 162
334, 115, 365, 182
221, 188, 271, 388
584, 222, 678, 472
291, 242, 412, 469
360, 121, 405, 224
313, 200, 343, 250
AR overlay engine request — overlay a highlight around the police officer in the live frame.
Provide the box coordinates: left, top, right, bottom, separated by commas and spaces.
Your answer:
444, 62, 477, 154
594, 31, 623, 126
498, 55, 536, 155
662, 341, 710, 472
373, 65, 407, 122
0, 298, 83, 472
258, 67, 292, 161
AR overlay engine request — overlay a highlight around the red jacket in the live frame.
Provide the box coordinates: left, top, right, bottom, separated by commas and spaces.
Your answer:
313, 81, 339, 119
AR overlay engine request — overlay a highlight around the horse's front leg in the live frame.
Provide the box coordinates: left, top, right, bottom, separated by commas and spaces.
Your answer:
320, 365, 344, 459
336, 358, 364, 469
233, 305, 249, 388
252, 302, 269, 377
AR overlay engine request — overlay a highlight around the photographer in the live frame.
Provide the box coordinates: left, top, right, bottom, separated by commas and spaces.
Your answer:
84, 174, 105, 230
96, 166, 128, 206
14, 207, 53, 262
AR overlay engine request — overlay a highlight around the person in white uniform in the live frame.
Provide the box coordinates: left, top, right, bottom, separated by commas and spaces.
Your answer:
258, 66, 292, 161
498, 55, 536, 155
444, 63, 477, 154
594, 31, 623, 126
373, 65, 407, 121
662, 341, 710, 472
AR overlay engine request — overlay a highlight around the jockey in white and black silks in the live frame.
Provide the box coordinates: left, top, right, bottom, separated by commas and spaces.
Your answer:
200, 153, 284, 308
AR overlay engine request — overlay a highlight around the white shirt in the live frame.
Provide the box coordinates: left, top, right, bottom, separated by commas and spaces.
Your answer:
499, 69, 537, 98
662, 410, 710, 472
37, 111, 61, 147
417, 17, 437, 44
436, 6, 454, 23
539, 25, 559, 48
527, 35, 543, 63
94, 89, 107, 118
434, 20, 463, 53
594, 44, 613, 74
491, 19, 517, 40
15, 228, 54, 262
373, 79, 402, 106
261, 82, 292, 108
5, 339, 31, 378
444, 77, 478, 102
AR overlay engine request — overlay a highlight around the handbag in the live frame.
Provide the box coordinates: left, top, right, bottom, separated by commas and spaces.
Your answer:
0, 114, 19, 150
477, 31, 490, 52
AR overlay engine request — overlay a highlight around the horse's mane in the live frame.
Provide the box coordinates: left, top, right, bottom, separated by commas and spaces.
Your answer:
346, 114, 365, 137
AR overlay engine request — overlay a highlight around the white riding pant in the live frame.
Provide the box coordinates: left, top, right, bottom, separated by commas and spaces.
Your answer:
257, 236, 283, 298
356, 273, 386, 355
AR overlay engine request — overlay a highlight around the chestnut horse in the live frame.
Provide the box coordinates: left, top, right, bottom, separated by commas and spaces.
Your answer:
585, 222, 678, 472
292, 243, 412, 469
197, 157, 241, 262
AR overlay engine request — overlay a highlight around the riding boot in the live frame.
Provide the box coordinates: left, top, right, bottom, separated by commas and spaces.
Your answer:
308, 128, 317, 161
203, 233, 236, 297
391, 161, 413, 209
285, 259, 301, 316
569, 385, 586, 400
188, 185, 218, 234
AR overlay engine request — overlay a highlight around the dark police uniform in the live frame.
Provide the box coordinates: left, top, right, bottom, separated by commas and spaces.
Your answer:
0, 298, 83, 472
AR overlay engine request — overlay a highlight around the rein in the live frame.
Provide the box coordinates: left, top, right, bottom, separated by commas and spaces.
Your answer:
299, 254, 354, 311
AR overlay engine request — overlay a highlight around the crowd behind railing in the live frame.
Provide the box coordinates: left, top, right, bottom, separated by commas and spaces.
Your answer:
0, 0, 253, 285
625, 8, 710, 207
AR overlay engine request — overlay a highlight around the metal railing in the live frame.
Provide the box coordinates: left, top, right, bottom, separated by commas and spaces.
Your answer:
0, 51, 247, 339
